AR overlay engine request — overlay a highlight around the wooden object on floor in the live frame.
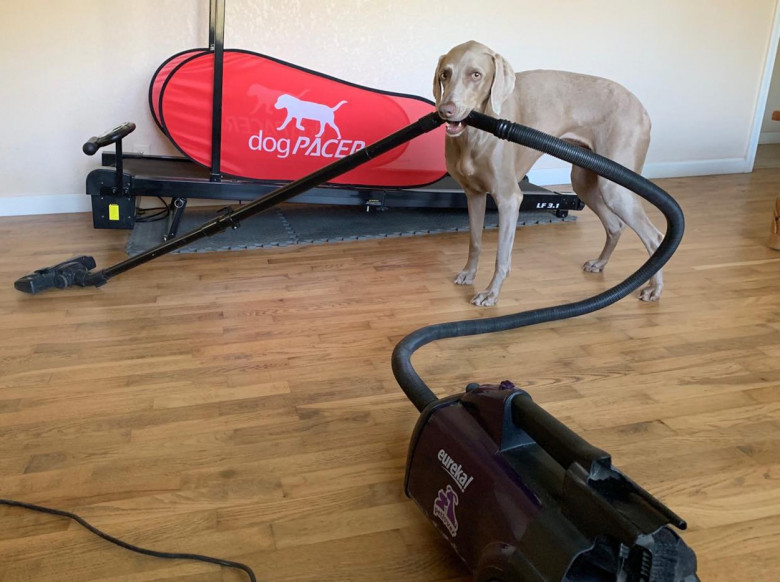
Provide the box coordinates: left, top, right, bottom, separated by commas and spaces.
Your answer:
772, 110, 780, 121
1, 162, 780, 582
770, 195, 780, 250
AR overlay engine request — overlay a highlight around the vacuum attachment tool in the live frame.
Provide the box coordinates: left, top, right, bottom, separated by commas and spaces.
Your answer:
405, 382, 698, 582
14, 256, 103, 294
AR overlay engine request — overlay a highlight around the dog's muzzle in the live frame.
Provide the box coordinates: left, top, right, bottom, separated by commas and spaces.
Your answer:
443, 120, 466, 137
437, 102, 468, 137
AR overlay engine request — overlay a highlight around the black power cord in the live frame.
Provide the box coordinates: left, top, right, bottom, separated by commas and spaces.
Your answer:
135, 196, 172, 223
0, 499, 257, 581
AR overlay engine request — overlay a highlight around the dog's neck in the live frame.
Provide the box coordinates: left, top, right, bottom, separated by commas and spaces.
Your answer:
448, 124, 497, 164
445, 130, 501, 190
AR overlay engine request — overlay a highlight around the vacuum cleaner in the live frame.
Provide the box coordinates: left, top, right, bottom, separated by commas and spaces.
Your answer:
10, 111, 699, 581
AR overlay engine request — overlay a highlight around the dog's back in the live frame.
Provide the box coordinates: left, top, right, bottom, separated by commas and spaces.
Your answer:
508, 69, 651, 157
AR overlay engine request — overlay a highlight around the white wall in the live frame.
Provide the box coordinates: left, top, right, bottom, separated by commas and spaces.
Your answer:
1, 0, 778, 216
761, 42, 780, 143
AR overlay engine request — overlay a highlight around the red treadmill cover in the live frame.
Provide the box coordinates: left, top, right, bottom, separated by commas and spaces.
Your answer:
149, 49, 208, 129
155, 50, 447, 187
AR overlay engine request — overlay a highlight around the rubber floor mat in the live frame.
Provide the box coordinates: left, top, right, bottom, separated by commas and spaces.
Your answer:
126, 204, 575, 256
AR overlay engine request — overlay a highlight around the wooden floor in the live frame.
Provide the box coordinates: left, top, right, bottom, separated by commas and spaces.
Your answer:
1, 148, 780, 581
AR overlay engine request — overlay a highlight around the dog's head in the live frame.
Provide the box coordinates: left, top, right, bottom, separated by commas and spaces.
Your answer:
274, 94, 293, 110
433, 41, 516, 137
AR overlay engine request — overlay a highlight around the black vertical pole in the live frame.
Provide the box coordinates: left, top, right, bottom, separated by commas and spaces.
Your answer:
114, 139, 124, 193
210, 0, 225, 182
208, 0, 216, 47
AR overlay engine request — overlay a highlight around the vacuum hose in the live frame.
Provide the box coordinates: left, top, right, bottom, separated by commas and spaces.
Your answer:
392, 110, 684, 412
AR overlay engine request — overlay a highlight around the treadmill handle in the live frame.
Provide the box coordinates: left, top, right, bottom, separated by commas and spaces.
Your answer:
83, 122, 136, 156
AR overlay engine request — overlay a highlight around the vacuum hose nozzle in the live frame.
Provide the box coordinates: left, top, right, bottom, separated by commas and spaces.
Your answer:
14, 256, 106, 294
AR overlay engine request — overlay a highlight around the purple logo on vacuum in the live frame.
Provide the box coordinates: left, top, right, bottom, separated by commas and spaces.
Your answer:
433, 485, 459, 537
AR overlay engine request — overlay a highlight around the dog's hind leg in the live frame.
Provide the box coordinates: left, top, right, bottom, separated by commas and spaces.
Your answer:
327, 120, 341, 139
572, 166, 625, 273
607, 183, 665, 301
455, 190, 487, 287
574, 165, 665, 301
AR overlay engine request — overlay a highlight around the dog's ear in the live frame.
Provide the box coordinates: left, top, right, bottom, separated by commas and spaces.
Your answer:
433, 55, 445, 103
488, 53, 516, 116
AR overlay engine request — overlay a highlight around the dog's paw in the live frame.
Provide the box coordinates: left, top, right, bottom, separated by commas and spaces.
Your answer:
639, 284, 663, 301
582, 259, 606, 273
454, 270, 476, 285
471, 290, 499, 306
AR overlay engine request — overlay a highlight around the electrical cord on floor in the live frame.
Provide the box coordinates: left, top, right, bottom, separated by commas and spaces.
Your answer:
0, 499, 257, 582
135, 196, 172, 223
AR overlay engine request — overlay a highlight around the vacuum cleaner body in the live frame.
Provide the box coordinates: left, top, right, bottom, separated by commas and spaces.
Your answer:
405, 382, 698, 581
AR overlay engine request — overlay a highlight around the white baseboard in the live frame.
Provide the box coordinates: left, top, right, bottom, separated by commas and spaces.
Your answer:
528, 156, 750, 186
644, 157, 750, 178
0, 194, 91, 217
0, 155, 754, 217
759, 131, 780, 145
526, 167, 575, 186
0, 193, 230, 218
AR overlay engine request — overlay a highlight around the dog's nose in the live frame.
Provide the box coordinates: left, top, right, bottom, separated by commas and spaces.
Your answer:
438, 103, 457, 120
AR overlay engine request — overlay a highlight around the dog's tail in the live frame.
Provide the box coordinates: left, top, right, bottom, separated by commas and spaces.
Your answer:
331, 100, 348, 111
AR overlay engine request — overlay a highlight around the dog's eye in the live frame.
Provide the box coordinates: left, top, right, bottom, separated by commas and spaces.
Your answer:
472, 71, 482, 80
440, 70, 450, 81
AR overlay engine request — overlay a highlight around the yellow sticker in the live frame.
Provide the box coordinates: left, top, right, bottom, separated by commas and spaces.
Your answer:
108, 203, 120, 221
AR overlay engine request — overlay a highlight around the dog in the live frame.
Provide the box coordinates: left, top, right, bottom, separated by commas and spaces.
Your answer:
274, 94, 348, 138
434, 41, 664, 306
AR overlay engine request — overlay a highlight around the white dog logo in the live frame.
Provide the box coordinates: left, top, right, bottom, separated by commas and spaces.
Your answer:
274, 94, 347, 138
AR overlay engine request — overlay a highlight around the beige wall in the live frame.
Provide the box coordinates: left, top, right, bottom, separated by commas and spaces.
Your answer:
1, 0, 778, 216
761, 42, 780, 142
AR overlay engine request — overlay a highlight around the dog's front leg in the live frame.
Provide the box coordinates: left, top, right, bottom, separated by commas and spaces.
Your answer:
454, 191, 487, 286
472, 192, 521, 306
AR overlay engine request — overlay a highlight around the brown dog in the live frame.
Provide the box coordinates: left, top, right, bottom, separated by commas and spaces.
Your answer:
434, 40, 663, 306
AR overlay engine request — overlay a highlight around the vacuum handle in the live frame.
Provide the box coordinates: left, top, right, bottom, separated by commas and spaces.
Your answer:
83, 122, 136, 155
511, 391, 688, 530
511, 392, 611, 476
